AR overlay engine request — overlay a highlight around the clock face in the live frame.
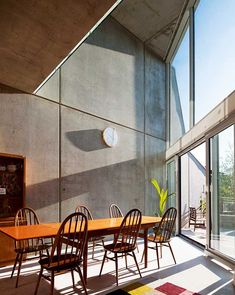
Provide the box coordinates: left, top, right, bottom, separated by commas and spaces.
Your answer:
103, 127, 118, 147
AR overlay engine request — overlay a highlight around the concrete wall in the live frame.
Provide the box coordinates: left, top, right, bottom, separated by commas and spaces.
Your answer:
0, 17, 166, 222
0, 92, 59, 222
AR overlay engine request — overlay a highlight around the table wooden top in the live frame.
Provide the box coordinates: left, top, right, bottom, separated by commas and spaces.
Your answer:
0, 216, 161, 241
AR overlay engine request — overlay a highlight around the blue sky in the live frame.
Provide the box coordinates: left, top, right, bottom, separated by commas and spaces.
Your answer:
172, 0, 235, 126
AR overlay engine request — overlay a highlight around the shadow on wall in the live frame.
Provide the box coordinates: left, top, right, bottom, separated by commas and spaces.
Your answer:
66, 129, 108, 152
27, 157, 145, 220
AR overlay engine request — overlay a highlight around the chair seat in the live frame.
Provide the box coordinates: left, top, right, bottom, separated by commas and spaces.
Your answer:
104, 242, 136, 253
147, 234, 171, 243
15, 243, 50, 254
39, 254, 82, 271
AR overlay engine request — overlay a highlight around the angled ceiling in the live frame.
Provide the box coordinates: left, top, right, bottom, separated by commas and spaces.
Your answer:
112, 0, 186, 59
0, 0, 118, 93
0, 0, 185, 94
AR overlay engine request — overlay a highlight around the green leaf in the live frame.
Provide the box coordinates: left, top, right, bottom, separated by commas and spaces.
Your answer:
151, 178, 161, 196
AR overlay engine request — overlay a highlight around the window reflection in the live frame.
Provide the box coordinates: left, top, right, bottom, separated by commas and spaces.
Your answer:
170, 27, 189, 145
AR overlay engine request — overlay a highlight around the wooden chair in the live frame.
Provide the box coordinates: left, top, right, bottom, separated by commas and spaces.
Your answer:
143, 207, 177, 269
109, 203, 140, 252
34, 212, 88, 295
75, 205, 104, 259
189, 207, 206, 231
109, 203, 123, 218
99, 208, 142, 286
11, 207, 51, 288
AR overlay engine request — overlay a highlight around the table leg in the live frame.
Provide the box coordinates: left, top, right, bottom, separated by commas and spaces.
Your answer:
83, 240, 88, 284
144, 228, 148, 268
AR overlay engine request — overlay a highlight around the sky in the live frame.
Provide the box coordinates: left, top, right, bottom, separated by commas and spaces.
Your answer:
172, 0, 235, 125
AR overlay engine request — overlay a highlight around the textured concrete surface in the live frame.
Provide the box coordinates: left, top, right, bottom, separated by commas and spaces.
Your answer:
60, 106, 145, 220
0, 15, 166, 222
0, 0, 186, 93
112, 0, 186, 59
61, 17, 144, 131
0, 94, 59, 222
145, 50, 166, 139
144, 135, 166, 216
0, 0, 118, 92
36, 70, 60, 102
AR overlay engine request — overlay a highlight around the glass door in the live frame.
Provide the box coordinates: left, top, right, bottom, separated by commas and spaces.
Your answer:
209, 124, 235, 260
180, 143, 206, 245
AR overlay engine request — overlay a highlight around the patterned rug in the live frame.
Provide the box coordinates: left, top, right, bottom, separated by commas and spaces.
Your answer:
107, 282, 201, 295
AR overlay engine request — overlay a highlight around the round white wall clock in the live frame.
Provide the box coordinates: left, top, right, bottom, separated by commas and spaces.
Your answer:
102, 127, 118, 147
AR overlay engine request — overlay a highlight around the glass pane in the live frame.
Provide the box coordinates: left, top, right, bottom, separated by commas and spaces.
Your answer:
167, 160, 176, 208
195, 0, 235, 123
180, 143, 206, 245
210, 125, 235, 260
170, 27, 189, 145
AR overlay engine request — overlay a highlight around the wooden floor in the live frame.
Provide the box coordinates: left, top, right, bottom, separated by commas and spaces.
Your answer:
0, 237, 234, 295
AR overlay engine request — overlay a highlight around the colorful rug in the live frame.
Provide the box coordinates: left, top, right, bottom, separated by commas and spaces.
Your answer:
107, 282, 201, 295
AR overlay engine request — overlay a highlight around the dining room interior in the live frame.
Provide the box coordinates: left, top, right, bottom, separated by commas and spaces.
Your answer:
0, 0, 234, 294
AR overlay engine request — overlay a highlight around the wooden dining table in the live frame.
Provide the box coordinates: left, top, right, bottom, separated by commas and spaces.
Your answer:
0, 215, 161, 283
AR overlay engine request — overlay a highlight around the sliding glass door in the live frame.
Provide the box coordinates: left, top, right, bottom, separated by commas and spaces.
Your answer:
209, 125, 235, 259
180, 143, 206, 245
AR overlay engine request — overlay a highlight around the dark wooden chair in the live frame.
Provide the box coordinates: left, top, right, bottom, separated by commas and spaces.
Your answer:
11, 207, 51, 288
75, 205, 105, 259
109, 203, 123, 218
109, 203, 140, 252
34, 212, 88, 295
189, 207, 206, 231
99, 208, 142, 286
143, 207, 177, 269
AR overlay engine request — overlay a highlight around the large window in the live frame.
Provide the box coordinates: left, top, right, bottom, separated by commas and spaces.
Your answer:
180, 143, 206, 245
169, 0, 235, 146
170, 27, 189, 145
210, 125, 235, 259
195, 0, 235, 123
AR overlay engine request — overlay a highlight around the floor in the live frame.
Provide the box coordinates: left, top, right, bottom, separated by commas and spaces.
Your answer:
181, 226, 206, 245
0, 237, 234, 295
182, 226, 235, 260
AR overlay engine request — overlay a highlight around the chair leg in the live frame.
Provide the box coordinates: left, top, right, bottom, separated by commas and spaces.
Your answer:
99, 250, 107, 276
34, 266, 43, 295
132, 251, 142, 278
71, 269, 75, 287
11, 252, 19, 278
92, 241, 95, 259
140, 250, 144, 263
15, 252, 23, 288
156, 244, 160, 269
115, 252, 118, 286
76, 266, 88, 295
168, 242, 176, 264
136, 241, 139, 253
125, 253, 128, 269
50, 270, 54, 295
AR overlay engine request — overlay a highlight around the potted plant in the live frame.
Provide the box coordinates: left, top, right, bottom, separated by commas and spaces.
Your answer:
151, 178, 168, 217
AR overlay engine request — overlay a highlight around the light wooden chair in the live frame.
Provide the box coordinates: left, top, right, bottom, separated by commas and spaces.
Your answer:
75, 205, 105, 259
99, 208, 142, 286
189, 207, 206, 231
34, 212, 88, 295
142, 207, 177, 269
11, 207, 50, 288
109, 203, 123, 218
